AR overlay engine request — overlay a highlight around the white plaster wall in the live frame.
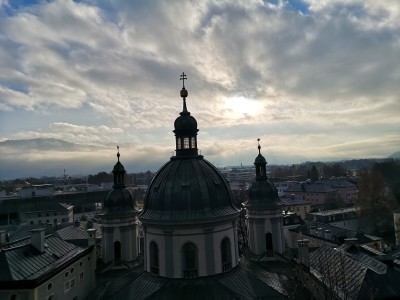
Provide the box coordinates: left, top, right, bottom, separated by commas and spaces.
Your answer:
144, 222, 238, 278
145, 230, 166, 275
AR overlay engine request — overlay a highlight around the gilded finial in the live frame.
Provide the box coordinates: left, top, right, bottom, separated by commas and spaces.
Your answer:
117, 146, 120, 162
257, 138, 261, 155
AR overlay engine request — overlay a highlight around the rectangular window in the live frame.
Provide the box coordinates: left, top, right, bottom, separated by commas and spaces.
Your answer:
177, 138, 181, 150
191, 137, 196, 149
80, 272, 84, 281
183, 137, 190, 149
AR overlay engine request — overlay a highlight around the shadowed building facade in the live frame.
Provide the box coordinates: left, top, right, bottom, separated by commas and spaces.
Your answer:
245, 140, 285, 256
140, 74, 240, 278
100, 149, 140, 265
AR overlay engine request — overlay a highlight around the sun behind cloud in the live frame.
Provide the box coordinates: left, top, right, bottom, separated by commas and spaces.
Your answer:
224, 96, 263, 117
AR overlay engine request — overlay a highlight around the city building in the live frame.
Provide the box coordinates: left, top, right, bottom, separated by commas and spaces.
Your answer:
290, 221, 382, 249
284, 181, 336, 206
23, 202, 74, 225
295, 240, 400, 299
0, 228, 96, 300
306, 207, 358, 231
19, 184, 54, 198
280, 196, 310, 220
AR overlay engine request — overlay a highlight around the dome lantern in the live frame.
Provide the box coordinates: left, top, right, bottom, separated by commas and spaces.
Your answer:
173, 72, 199, 157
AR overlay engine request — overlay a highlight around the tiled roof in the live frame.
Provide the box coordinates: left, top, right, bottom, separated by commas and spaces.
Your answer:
90, 257, 293, 300
285, 182, 335, 193
24, 201, 72, 213
292, 221, 381, 245
309, 246, 367, 299
56, 221, 102, 241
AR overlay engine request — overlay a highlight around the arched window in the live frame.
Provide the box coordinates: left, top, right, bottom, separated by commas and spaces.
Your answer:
182, 242, 198, 278
177, 137, 182, 150
265, 233, 273, 257
114, 241, 121, 265
221, 237, 232, 272
150, 241, 159, 275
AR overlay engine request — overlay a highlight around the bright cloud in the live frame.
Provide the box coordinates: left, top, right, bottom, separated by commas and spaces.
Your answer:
0, 0, 399, 178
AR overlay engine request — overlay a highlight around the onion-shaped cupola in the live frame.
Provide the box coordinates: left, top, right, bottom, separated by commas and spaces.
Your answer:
103, 147, 138, 215
173, 72, 199, 157
246, 139, 282, 208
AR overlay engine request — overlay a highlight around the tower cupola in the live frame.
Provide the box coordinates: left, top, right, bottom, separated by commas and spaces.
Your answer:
103, 147, 138, 215
173, 72, 199, 157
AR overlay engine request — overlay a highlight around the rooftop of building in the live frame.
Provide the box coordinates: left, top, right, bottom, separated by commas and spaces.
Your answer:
0, 233, 91, 288
89, 253, 300, 300
290, 221, 381, 245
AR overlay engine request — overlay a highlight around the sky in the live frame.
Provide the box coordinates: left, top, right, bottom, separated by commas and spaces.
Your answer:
0, 0, 400, 179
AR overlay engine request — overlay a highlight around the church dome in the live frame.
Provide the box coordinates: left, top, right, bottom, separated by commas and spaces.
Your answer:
247, 180, 281, 208
174, 113, 198, 132
141, 73, 238, 224
245, 140, 283, 209
103, 148, 138, 216
141, 156, 238, 223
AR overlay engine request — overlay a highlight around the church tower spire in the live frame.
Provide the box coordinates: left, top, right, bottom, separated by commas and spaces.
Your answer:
244, 139, 285, 257
173, 72, 199, 157
100, 147, 139, 266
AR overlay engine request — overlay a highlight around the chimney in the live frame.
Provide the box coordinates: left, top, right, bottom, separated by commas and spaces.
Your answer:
324, 230, 332, 240
317, 227, 324, 238
87, 228, 97, 246
30, 228, 46, 253
45, 223, 53, 234
298, 239, 310, 265
86, 220, 93, 229
0, 230, 7, 244
344, 238, 358, 246
309, 226, 317, 235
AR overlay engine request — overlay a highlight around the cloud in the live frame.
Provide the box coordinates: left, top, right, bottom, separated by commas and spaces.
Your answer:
0, 0, 399, 178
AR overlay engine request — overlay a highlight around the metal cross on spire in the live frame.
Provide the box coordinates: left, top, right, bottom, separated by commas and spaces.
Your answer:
180, 72, 187, 88
257, 138, 261, 155
117, 145, 120, 162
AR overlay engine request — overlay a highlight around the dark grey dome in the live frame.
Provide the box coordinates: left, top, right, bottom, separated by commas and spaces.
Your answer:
104, 188, 138, 215
174, 114, 197, 132
246, 180, 282, 209
254, 154, 267, 164
102, 149, 139, 216
245, 142, 283, 209
140, 156, 239, 223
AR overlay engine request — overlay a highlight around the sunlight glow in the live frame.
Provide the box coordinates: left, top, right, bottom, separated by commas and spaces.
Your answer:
225, 96, 262, 117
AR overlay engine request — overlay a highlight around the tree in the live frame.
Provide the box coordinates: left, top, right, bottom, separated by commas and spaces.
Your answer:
310, 165, 319, 182
356, 170, 396, 238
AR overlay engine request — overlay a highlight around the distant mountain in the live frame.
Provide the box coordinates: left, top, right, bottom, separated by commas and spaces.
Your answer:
0, 138, 102, 152
389, 151, 400, 159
